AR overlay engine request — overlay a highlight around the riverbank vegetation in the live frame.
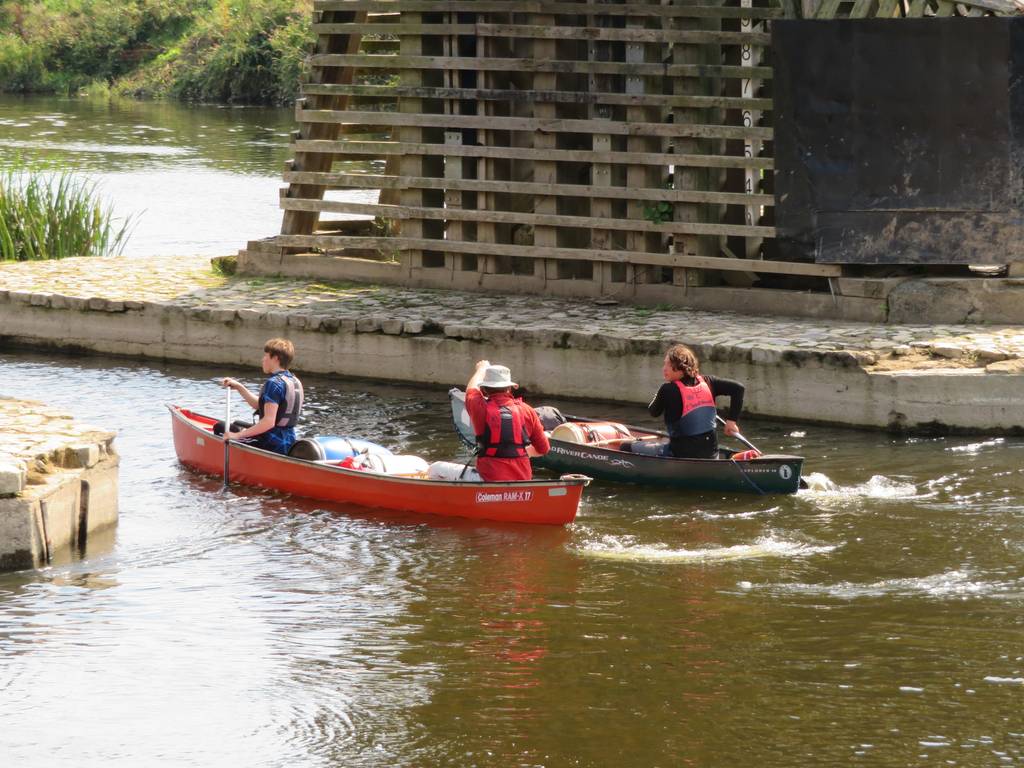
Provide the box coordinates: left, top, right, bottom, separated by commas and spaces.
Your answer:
0, 0, 314, 105
0, 162, 132, 260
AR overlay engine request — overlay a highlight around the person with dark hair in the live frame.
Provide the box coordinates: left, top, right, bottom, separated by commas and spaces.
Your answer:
646, 343, 745, 459
465, 359, 550, 481
218, 338, 304, 455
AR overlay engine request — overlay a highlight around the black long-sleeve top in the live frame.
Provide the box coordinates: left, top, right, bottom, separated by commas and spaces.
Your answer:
647, 375, 745, 458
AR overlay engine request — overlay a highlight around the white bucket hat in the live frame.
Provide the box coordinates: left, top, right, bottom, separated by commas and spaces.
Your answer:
480, 364, 516, 388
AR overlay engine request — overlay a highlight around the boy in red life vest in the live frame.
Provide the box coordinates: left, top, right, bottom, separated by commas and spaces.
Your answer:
647, 343, 745, 459
465, 360, 550, 481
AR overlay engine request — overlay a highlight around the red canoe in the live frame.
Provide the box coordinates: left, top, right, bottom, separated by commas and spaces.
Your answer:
169, 405, 590, 525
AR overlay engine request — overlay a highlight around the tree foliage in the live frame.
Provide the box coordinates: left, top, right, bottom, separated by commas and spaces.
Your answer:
0, 0, 314, 105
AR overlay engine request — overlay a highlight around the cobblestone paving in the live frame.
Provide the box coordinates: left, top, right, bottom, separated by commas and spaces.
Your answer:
3, 254, 1024, 364
0, 397, 113, 461
0, 397, 115, 497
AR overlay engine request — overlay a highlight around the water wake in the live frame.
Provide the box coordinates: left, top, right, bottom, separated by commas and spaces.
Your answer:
577, 534, 837, 564
800, 473, 922, 500
761, 569, 1010, 600
947, 437, 1005, 454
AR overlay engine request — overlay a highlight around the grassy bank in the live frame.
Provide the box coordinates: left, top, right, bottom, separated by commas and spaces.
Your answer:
0, 163, 132, 260
0, 0, 314, 105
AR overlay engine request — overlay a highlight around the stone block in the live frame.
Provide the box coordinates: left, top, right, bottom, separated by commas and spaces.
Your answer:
262, 311, 290, 327
103, 300, 126, 312
81, 463, 119, 531
0, 497, 41, 570
65, 444, 100, 469
403, 320, 425, 335
29, 293, 49, 306
381, 319, 404, 335
976, 347, 1009, 363
751, 347, 784, 365
8, 291, 31, 304
87, 297, 107, 311
210, 308, 237, 323
823, 350, 875, 368
356, 316, 381, 333
985, 358, 1024, 374
0, 459, 26, 496
39, 480, 83, 562
888, 281, 971, 324
931, 344, 965, 359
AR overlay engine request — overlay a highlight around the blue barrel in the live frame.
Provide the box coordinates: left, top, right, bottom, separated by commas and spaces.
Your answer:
288, 436, 393, 461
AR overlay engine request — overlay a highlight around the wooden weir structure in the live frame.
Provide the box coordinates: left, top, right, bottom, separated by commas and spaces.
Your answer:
238, 0, 1016, 319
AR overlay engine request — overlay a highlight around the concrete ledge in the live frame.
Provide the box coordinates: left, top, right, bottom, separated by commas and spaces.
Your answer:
2, 288, 1024, 434
0, 398, 119, 571
240, 249, 890, 322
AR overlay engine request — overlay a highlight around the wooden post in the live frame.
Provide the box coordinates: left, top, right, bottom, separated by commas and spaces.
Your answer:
532, 12, 558, 286
589, 20, 614, 294
741, 0, 765, 261
281, 8, 366, 239
398, 12, 424, 277
670, 4, 714, 290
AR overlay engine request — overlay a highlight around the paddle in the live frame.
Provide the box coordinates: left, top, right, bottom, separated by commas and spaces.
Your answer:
223, 385, 231, 488
715, 415, 760, 455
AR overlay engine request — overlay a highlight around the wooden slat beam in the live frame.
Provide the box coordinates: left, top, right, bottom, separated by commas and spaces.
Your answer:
301, 83, 774, 111
309, 54, 774, 79
281, 171, 776, 206
313, 1, 786, 20
280, 198, 779, 238
272, 235, 688, 268
312, 23, 773, 45
663, 253, 841, 277
269, 234, 837, 276
291, 139, 776, 170
296, 108, 774, 140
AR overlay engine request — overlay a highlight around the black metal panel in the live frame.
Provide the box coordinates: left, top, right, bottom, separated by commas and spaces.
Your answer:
773, 18, 1024, 265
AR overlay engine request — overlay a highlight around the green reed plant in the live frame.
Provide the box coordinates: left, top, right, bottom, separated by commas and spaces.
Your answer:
0, 165, 132, 260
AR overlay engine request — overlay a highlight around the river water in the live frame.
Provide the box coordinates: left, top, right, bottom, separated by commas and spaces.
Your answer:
2, 350, 1023, 766
2, 96, 1023, 765
0, 93, 375, 257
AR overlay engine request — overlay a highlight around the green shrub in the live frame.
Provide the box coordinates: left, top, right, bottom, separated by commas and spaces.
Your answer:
0, 33, 47, 91
0, 164, 133, 260
0, 0, 313, 104
167, 0, 313, 104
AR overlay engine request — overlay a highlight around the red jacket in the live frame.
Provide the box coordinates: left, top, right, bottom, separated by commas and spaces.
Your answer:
466, 389, 550, 481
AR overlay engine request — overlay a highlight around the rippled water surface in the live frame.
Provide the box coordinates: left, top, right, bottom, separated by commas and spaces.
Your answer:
1, 349, 1023, 766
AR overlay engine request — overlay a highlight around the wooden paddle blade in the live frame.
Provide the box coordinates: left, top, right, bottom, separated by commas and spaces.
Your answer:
448, 388, 477, 449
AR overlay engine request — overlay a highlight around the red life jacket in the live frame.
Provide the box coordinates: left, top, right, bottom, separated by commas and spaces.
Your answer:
477, 398, 531, 458
668, 376, 717, 438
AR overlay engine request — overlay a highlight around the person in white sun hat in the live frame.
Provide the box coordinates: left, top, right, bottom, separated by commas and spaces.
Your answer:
465, 360, 550, 481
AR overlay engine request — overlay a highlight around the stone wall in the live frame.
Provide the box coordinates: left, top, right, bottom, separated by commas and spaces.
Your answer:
0, 398, 119, 571
2, 288, 1024, 434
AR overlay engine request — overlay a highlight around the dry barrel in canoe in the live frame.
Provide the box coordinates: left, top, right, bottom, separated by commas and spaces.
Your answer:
169, 405, 590, 525
449, 389, 803, 495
